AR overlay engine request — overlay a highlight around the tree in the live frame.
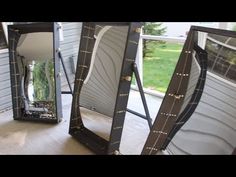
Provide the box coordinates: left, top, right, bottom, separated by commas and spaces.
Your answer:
143, 22, 167, 58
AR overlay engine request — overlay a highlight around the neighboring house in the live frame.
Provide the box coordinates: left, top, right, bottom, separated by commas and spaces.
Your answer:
0, 22, 82, 112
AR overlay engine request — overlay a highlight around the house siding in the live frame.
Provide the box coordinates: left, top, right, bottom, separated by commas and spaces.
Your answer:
167, 73, 236, 154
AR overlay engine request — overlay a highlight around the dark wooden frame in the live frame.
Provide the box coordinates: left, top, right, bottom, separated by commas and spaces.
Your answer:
8, 22, 63, 123
142, 26, 236, 154
69, 22, 142, 154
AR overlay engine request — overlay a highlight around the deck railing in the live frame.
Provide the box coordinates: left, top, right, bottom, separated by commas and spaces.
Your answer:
133, 29, 186, 97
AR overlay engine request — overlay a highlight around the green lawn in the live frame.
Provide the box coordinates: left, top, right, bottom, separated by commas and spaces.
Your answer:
142, 41, 183, 93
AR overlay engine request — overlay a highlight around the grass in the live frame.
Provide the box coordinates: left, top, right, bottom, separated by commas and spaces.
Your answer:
135, 41, 183, 93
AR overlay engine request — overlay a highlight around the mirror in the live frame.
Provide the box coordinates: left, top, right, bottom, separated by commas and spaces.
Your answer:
69, 22, 142, 154
8, 23, 62, 123
18, 32, 55, 118
142, 26, 236, 155
79, 25, 129, 140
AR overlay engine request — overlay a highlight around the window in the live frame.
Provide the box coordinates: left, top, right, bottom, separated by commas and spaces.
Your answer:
0, 23, 7, 49
206, 33, 236, 83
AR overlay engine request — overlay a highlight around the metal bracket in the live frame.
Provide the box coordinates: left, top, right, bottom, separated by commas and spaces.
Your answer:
126, 63, 153, 129
122, 76, 132, 81
58, 50, 73, 94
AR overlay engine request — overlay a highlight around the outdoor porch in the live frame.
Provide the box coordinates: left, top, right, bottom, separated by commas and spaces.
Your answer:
0, 22, 235, 155
0, 90, 162, 155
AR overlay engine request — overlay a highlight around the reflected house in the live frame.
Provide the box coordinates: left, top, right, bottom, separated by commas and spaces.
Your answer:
206, 34, 236, 82
8, 23, 62, 123
27, 60, 34, 102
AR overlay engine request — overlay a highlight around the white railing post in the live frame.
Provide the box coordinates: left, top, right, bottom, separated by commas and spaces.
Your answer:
135, 28, 143, 87
218, 22, 228, 30
141, 35, 186, 44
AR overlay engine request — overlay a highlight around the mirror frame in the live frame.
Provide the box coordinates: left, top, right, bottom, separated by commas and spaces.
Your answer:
8, 22, 63, 123
142, 26, 236, 155
0, 22, 8, 49
69, 22, 142, 154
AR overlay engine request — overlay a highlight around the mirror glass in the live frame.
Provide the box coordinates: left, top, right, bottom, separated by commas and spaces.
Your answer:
166, 30, 236, 154
16, 32, 56, 119
79, 25, 129, 140
142, 28, 236, 155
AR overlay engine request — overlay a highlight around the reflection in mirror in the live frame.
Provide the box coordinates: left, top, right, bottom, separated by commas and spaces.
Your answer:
166, 30, 236, 154
205, 33, 236, 82
69, 22, 142, 154
162, 41, 207, 150
79, 25, 129, 140
8, 23, 62, 123
142, 26, 236, 154
17, 33, 55, 118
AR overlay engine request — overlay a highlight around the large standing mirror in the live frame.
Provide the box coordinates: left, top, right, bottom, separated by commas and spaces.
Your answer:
79, 25, 129, 141
69, 22, 142, 154
8, 23, 62, 123
142, 26, 236, 155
